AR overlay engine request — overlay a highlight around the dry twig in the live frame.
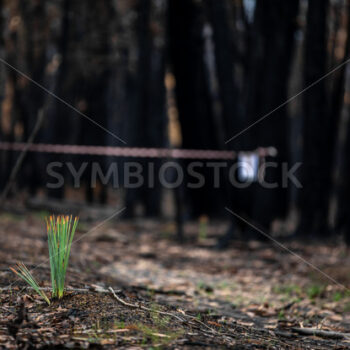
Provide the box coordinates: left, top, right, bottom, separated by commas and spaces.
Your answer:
292, 327, 350, 339
109, 286, 185, 323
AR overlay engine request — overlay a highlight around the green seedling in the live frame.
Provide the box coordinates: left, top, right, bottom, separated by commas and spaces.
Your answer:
10, 262, 51, 305
307, 284, 324, 300
10, 215, 79, 303
47, 215, 78, 299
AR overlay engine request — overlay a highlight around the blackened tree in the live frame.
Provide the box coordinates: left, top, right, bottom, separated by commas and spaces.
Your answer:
298, 0, 330, 237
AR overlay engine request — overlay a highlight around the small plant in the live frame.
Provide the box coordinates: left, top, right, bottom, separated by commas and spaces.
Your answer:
10, 215, 79, 304
10, 262, 51, 305
278, 309, 286, 321
47, 215, 79, 298
307, 284, 324, 300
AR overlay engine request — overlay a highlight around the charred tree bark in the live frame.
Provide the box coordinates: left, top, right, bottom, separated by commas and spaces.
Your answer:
243, 0, 299, 235
298, 0, 330, 237
332, 2, 350, 242
337, 105, 350, 244
18, 1, 48, 195
46, 0, 71, 200
168, 0, 222, 217
204, 0, 237, 143
137, 0, 167, 216
337, 68, 350, 244
203, 0, 245, 245
75, 0, 113, 205
125, 0, 167, 217
0, 0, 5, 190
329, 1, 350, 195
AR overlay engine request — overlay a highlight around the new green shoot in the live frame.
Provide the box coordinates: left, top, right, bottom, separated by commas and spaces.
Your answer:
10, 262, 50, 305
47, 215, 79, 299
10, 215, 79, 303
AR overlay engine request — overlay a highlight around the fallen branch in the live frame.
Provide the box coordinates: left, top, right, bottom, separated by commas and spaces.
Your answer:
292, 327, 350, 339
109, 287, 185, 323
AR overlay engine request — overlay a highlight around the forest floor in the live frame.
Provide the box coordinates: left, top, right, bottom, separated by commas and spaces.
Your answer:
1, 211, 350, 349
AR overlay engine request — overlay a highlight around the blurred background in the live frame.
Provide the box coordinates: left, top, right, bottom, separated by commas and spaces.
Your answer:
0, 0, 350, 244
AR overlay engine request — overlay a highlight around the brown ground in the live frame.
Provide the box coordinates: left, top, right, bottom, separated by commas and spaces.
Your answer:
1, 211, 350, 349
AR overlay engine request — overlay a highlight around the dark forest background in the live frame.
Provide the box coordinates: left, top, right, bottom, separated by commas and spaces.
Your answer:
1, 0, 350, 243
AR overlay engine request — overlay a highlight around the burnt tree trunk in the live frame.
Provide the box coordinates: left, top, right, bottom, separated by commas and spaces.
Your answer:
298, 0, 330, 237
243, 0, 299, 235
332, 2, 350, 242
125, 0, 167, 217
337, 62, 350, 244
0, 0, 5, 190
74, 0, 113, 204
169, 0, 223, 217
204, 0, 237, 143
18, 1, 48, 195
45, 0, 71, 199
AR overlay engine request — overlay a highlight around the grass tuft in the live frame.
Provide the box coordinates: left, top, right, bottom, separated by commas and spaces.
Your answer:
47, 215, 78, 299
10, 262, 51, 305
10, 215, 79, 303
